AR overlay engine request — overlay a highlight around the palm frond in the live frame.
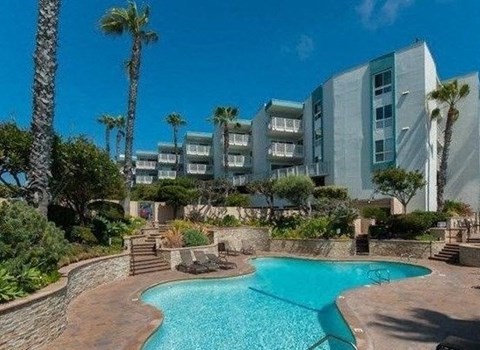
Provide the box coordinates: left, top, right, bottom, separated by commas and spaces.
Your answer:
430, 108, 441, 120
142, 30, 159, 44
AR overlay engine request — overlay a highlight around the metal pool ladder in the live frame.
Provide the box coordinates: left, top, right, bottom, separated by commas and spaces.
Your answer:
307, 334, 358, 350
367, 268, 391, 285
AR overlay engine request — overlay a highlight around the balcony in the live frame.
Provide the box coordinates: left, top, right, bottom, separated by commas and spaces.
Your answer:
136, 175, 155, 184
158, 170, 177, 179
226, 155, 252, 168
186, 144, 212, 157
158, 154, 182, 164
268, 143, 303, 158
268, 117, 302, 134
228, 133, 250, 147
186, 163, 212, 175
231, 174, 250, 186
136, 160, 157, 170
271, 162, 329, 180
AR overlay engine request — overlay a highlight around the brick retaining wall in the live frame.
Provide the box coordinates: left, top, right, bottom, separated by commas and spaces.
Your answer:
369, 240, 444, 259
269, 239, 356, 257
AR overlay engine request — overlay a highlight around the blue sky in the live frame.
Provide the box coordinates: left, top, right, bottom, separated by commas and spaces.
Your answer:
1, 0, 479, 152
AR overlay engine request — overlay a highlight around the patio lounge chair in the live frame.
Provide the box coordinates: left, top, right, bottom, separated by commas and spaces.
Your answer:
206, 253, 237, 269
241, 240, 256, 255
436, 336, 480, 350
193, 250, 219, 271
177, 250, 209, 274
223, 241, 241, 256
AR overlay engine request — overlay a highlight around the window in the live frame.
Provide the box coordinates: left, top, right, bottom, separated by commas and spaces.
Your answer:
374, 70, 392, 96
375, 138, 394, 163
375, 104, 393, 129
314, 101, 322, 120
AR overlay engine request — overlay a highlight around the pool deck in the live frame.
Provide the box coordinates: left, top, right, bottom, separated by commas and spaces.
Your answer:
44, 253, 480, 350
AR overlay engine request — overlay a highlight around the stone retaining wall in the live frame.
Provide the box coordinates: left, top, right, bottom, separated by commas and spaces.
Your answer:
369, 240, 444, 259
0, 254, 130, 350
159, 244, 218, 270
459, 244, 480, 267
213, 227, 270, 252
269, 239, 356, 257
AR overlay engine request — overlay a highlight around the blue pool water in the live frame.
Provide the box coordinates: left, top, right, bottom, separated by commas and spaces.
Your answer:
141, 258, 430, 350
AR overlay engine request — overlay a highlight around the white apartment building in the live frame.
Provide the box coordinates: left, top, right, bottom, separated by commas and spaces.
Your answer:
128, 41, 480, 211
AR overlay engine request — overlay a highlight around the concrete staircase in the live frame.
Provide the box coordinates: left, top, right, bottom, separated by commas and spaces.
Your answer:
429, 243, 459, 264
130, 241, 170, 275
355, 234, 370, 255
467, 237, 480, 244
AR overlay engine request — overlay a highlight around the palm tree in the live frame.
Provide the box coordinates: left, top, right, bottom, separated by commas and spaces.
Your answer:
210, 106, 239, 177
100, 1, 158, 214
97, 114, 116, 157
165, 113, 187, 173
114, 115, 126, 161
27, 0, 62, 215
429, 80, 470, 210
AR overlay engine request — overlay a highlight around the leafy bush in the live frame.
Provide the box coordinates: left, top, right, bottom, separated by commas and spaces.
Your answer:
225, 193, 250, 207
16, 267, 46, 293
361, 206, 390, 223
0, 268, 25, 303
220, 215, 240, 227
183, 229, 209, 247
87, 201, 125, 222
387, 211, 450, 239
296, 217, 329, 238
163, 227, 183, 248
58, 242, 123, 267
273, 175, 314, 211
0, 201, 66, 274
313, 186, 348, 200
313, 198, 358, 237
270, 215, 304, 238
71, 226, 98, 245
48, 204, 77, 233
443, 200, 473, 217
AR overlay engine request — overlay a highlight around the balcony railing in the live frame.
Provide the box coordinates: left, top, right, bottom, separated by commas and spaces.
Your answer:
269, 143, 303, 158
136, 175, 155, 184
227, 155, 251, 167
136, 160, 157, 169
158, 154, 182, 164
158, 170, 177, 179
272, 162, 329, 180
228, 133, 250, 147
232, 174, 249, 186
186, 164, 212, 175
186, 144, 212, 157
268, 117, 302, 133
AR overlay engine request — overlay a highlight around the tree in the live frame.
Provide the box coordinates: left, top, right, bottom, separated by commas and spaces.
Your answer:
428, 80, 470, 210
273, 175, 314, 214
247, 179, 277, 220
210, 106, 239, 177
372, 167, 426, 214
51, 137, 125, 224
27, 0, 62, 215
97, 114, 116, 157
165, 113, 186, 173
0, 122, 31, 192
114, 115, 126, 161
100, 1, 159, 215
156, 178, 198, 219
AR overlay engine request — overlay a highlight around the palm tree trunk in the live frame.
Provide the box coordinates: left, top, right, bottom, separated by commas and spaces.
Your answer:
105, 127, 111, 157
173, 126, 179, 173
27, 0, 61, 216
123, 36, 142, 216
115, 130, 123, 161
438, 107, 456, 211
223, 125, 229, 177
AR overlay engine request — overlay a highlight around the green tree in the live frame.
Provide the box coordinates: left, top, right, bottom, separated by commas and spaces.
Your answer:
114, 115, 126, 161
372, 167, 426, 214
210, 106, 239, 176
156, 178, 198, 219
51, 137, 125, 224
165, 113, 187, 173
428, 80, 470, 210
97, 114, 117, 157
273, 175, 314, 213
247, 179, 277, 220
27, 0, 62, 215
100, 1, 159, 215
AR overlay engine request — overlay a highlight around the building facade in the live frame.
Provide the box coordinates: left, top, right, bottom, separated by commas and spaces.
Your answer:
126, 42, 480, 211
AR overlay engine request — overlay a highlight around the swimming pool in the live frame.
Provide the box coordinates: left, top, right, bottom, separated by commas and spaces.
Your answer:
141, 258, 430, 350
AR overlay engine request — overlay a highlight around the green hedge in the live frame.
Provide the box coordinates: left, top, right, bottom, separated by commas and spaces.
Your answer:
183, 229, 209, 247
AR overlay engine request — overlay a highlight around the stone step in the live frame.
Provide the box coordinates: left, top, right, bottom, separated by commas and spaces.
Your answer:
130, 265, 170, 276
131, 259, 168, 269
130, 252, 158, 257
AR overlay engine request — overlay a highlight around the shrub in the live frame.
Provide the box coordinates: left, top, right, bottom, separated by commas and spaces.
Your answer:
225, 193, 250, 207
87, 201, 125, 222
183, 229, 209, 247
48, 204, 77, 232
71, 226, 98, 245
90, 217, 109, 244
387, 211, 449, 239
220, 215, 240, 227
313, 186, 348, 200
0, 201, 66, 274
0, 268, 25, 303
296, 217, 329, 238
273, 175, 314, 211
270, 214, 304, 238
16, 267, 46, 293
163, 227, 183, 248
443, 200, 473, 217
361, 206, 390, 223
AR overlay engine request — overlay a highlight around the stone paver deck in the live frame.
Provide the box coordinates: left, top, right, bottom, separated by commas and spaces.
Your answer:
45, 254, 480, 350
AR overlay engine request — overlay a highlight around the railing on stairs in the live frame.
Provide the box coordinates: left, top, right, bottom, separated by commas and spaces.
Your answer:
307, 334, 358, 350
367, 268, 390, 285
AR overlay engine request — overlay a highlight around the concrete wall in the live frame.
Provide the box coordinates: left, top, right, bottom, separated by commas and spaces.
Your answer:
252, 107, 269, 176
0, 254, 130, 350
159, 244, 218, 270
213, 227, 271, 252
369, 240, 444, 259
269, 239, 356, 257
459, 244, 480, 267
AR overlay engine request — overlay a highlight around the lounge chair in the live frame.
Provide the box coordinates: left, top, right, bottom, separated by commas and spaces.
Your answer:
436, 336, 480, 350
193, 250, 219, 271
206, 253, 237, 269
177, 250, 209, 274
241, 240, 256, 255
223, 241, 241, 256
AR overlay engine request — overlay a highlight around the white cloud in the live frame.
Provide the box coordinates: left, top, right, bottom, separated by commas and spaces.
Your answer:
356, 0, 414, 29
295, 35, 315, 61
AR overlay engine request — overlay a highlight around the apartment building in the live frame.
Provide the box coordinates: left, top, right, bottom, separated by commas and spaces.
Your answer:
127, 41, 480, 211
134, 151, 158, 184
157, 142, 182, 180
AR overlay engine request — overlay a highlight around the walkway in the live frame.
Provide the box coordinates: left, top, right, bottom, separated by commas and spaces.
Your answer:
44, 254, 480, 350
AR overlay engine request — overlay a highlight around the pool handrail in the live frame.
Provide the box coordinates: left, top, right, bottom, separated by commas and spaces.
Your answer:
367, 268, 391, 285
307, 333, 358, 350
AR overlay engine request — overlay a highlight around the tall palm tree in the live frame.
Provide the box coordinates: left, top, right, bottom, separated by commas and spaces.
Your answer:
27, 0, 62, 215
114, 115, 126, 161
429, 80, 470, 211
97, 114, 116, 157
100, 1, 158, 214
210, 106, 239, 177
165, 113, 187, 173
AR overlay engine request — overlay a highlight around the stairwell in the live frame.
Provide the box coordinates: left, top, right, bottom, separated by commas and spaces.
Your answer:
429, 243, 459, 264
356, 234, 369, 256
130, 239, 170, 275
